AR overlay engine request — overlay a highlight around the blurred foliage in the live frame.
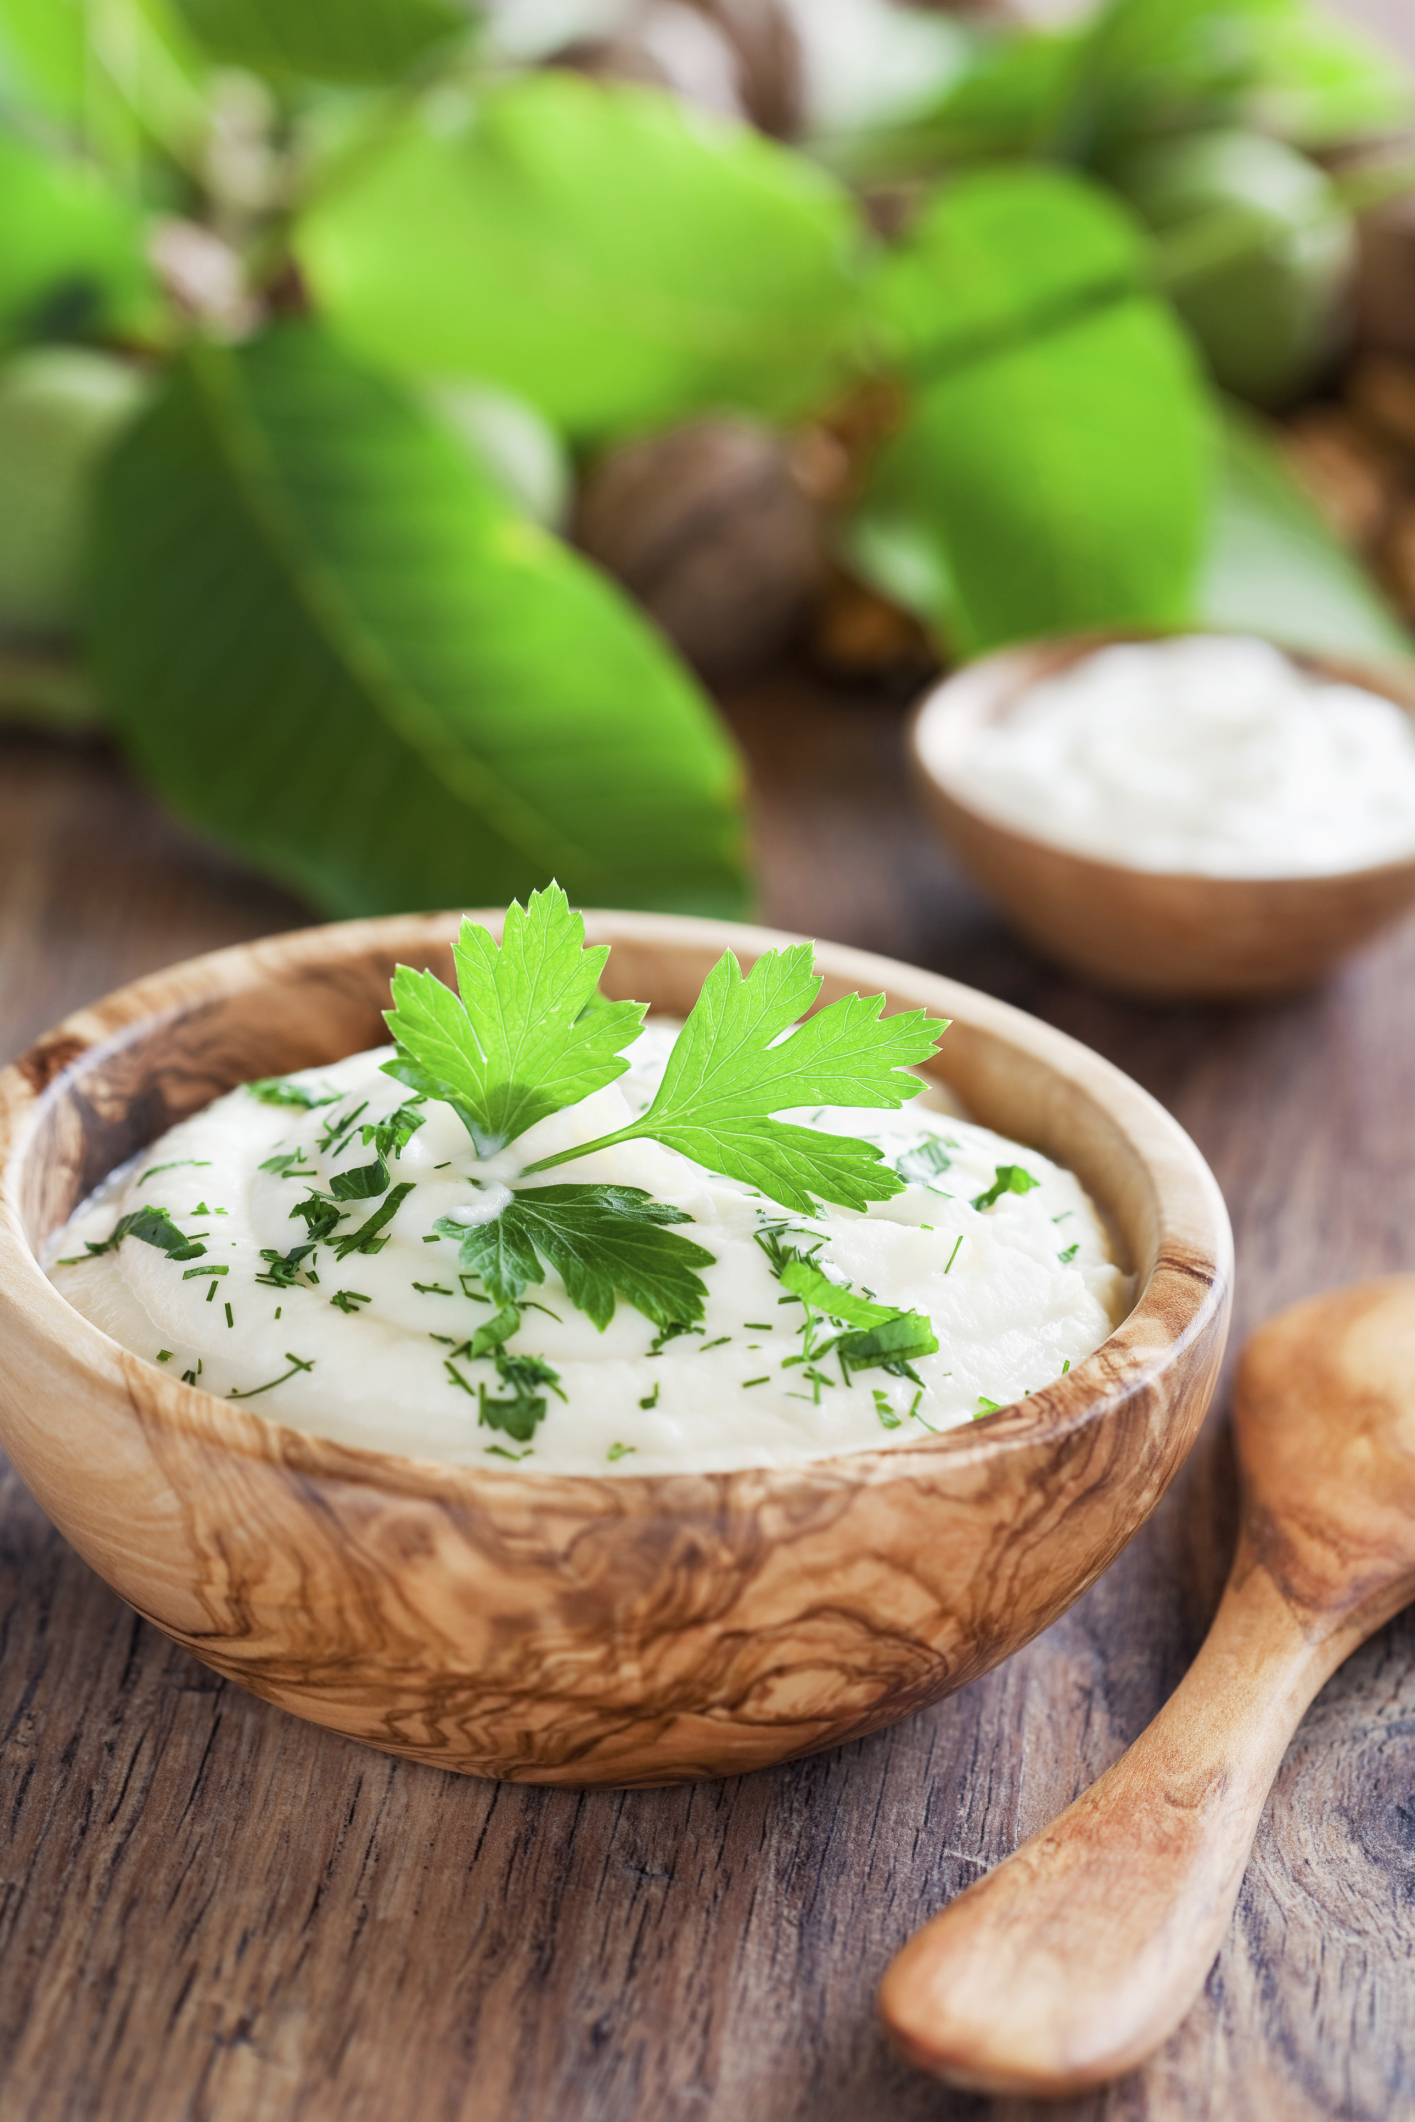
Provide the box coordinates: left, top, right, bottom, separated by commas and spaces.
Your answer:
0, 0, 1412, 918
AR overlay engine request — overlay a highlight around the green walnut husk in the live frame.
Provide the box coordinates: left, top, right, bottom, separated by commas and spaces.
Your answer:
1113, 127, 1354, 408
0, 345, 150, 636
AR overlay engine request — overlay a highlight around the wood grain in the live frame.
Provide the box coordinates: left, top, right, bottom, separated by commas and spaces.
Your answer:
1, 682, 1415, 2118
0, 910, 1228, 1786
910, 636, 1415, 1001
878, 1276, 1415, 2095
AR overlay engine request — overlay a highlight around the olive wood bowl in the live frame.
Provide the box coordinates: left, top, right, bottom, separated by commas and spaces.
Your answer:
0, 913, 1232, 1787
910, 633, 1415, 1001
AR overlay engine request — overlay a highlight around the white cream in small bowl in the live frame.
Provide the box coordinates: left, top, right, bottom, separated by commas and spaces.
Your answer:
910, 632, 1415, 999
920, 634, 1415, 879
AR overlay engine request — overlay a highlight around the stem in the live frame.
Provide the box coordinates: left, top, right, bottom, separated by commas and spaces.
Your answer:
520, 1127, 644, 1176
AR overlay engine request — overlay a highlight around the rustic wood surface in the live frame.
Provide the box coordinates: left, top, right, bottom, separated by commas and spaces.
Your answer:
2, 671, 1415, 2122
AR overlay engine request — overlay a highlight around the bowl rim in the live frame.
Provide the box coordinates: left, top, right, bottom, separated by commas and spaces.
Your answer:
0, 908, 1233, 1507
909, 627, 1415, 891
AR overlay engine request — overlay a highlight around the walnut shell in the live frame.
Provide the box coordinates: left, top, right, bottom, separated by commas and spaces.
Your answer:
576, 417, 825, 679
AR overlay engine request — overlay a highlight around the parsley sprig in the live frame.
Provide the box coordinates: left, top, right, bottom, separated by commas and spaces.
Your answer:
386, 886, 948, 1216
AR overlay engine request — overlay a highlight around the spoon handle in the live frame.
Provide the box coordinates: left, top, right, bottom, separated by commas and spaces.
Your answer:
877, 1539, 1356, 2098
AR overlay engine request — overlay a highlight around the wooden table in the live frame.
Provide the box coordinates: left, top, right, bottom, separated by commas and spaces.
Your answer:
2, 671, 1413, 2122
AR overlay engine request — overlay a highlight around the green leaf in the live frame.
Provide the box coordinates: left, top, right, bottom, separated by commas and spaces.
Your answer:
330, 1180, 414, 1258
329, 1155, 390, 1200
437, 1185, 715, 1332
0, 128, 159, 345
529, 943, 947, 1216
0, 0, 210, 179
383, 886, 646, 1156
870, 165, 1146, 375
88, 324, 747, 921
295, 70, 867, 441
1198, 403, 1411, 662
171, 0, 461, 84
851, 291, 1214, 657
972, 1163, 1040, 1211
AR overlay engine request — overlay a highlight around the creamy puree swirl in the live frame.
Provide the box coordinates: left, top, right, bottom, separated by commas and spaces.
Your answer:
48, 1021, 1130, 1474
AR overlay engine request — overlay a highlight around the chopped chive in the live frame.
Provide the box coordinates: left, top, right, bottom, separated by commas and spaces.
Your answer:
1062, 1359, 1070, 1373
330, 1289, 372, 1314
205, 1281, 218, 1303
699, 1336, 731, 1352
182, 1264, 228, 1280
485, 1444, 533, 1461
607, 1442, 636, 1462
742, 1375, 770, 1388
156, 1350, 173, 1363
412, 1281, 453, 1295
1058, 1242, 1079, 1264
944, 1235, 963, 1274
224, 1302, 234, 1327
976, 1396, 1002, 1417
742, 1322, 773, 1331
873, 1389, 902, 1429
274, 1307, 282, 1319
229, 1353, 315, 1399
139, 1160, 211, 1187
639, 1382, 659, 1410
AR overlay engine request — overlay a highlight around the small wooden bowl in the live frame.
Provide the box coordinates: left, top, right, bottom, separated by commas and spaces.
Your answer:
0, 914, 1232, 1787
910, 634, 1415, 1001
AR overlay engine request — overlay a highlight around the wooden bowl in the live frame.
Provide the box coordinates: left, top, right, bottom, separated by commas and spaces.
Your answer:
0, 913, 1232, 1787
910, 633, 1415, 1001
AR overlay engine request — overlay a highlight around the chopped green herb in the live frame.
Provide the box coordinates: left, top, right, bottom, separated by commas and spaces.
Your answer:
205, 1281, 217, 1303
290, 1191, 345, 1243
139, 1159, 211, 1187
742, 1375, 770, 1388
246, 1077, 340, 1110
181, 1369, 198, 1385
607, 1442, 636, 1461
895, 1138, 953, 1189
156, 1349, 173, 1363
976, 1396, 1003, 1416
1062, 1359, 1070, 1374
229, 1353, 314, 1399
1058, 1242, 1079, 1264
182, 1263, 228, 1280
330, 1155, 390, 1201
699, 1335, 731, 1351
944, 1235, 963, 1273
411, 1281, 453, 1296
330, 1289, 373, 1313
331, 1182, 414, 1260
638, 1382, 659, 1410
650, 1318, 701, 1354
972, 1165, 1040, 1212
318, 1101, 369, 1157
873, 1389, 902, 1429
81, 1205, 207, 1264
742, 1321, 773, 1331
484, 1444, 534, 1462
224, 1302, 234, 1328
360, 1100, 426, 1162
259, 1152, 316, 1180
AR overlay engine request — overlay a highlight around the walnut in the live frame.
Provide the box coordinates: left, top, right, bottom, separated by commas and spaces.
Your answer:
576, 417, 825, 679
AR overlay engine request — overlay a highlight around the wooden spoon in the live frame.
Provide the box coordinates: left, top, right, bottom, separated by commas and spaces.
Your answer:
878, 1276, 1415, 2099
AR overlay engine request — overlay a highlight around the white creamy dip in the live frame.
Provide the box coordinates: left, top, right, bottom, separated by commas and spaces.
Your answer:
925, 634, 1415, 877
48, 1024, 1129, 1475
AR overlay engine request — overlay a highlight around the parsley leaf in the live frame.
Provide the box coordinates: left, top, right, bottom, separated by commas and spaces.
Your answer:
434, 1184, 714, 1330
383, 885, 646, 1156
525, 943, 947, 1214
972, 1164, 1040, 1211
